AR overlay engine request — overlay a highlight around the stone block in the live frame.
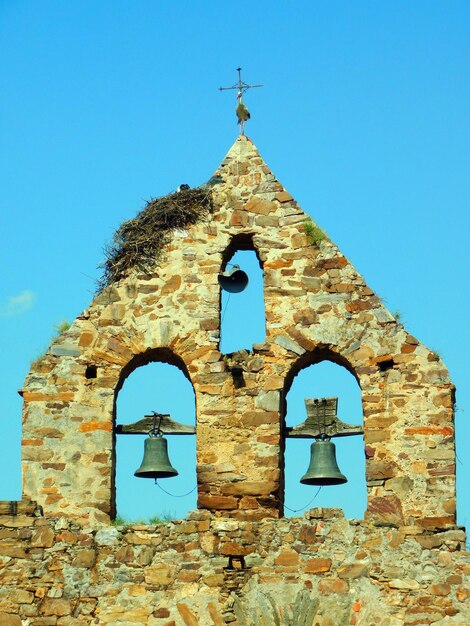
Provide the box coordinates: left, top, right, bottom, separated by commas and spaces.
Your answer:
279, 213, 305, 226
293, 308, 317, 326
254, 391, 280, 412
95, 527, 120, 545
0, 614, 22, 626
318, 577, 348, 594
115, 545, 134, 563
198, 495, 238, 510
305, 508, 344, 520
208, 602, 226, 626
337, 563, 368, 579
298, 524, 317, 543
145, 563, 173, 585
177, 569, 200, 582
276, 191, 293, 202
23, 391, 75, 402
388, 578, 420, 590
239, 496, 259, 510
177, 603, 199, 626
274, 550, 299, 566
245, 198, 276, 214
301, 276, 321, 290
161, 275, 182, 294
230, 210, 251, 226
72, 549, 96, 568
50, 343, 81, 357
304, 558, 332, 573
239, 411, 278, 426
7, 589, 34, 603
203, 573, 225, 587
220, 541, 252, 556
221, 481, 276, 496
429, 583, 451, 596
367, 495, 404, 526
385, 476, 414, 499
274, 334, 307, 355
77, 420, 112, 432
366, 460, 398, 481
255, 215, 279, 227
31, 526, 55, 548
39, 598, 72, 616
0, 529, 16, 539
79, 331, 95, 346
415, 515, 456, 529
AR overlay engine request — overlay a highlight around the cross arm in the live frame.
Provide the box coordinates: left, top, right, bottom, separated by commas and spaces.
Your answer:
219, 83, 263, 91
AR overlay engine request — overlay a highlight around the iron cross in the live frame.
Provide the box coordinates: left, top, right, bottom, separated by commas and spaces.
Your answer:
219, 68, 263, 135
219, 67, 263, 97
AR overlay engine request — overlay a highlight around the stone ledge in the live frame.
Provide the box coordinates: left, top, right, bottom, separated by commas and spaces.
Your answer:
0, 499, 42, 517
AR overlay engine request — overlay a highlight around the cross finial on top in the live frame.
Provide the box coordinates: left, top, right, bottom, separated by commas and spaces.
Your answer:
219, 68, 263, 135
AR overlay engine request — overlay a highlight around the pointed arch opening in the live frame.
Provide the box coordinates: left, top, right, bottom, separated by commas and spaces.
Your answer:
282, 351, 366, 519
113, 349, 196, 522
219, 234, 266, 354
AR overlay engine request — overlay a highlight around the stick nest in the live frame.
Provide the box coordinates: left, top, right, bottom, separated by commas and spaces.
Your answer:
99, 187, 213, 288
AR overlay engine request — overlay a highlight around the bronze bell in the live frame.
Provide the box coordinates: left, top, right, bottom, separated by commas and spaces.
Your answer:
134, 433, 178, 480
300, 439, 347, 486
218, 265, 249, 293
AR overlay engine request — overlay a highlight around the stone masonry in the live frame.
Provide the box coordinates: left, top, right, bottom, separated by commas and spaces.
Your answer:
0, 136, 467, 624
0, 504, 468, 625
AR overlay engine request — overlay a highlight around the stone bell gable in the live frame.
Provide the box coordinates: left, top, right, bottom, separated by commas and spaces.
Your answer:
2, 136, 467, 625
20, 135, 456, 528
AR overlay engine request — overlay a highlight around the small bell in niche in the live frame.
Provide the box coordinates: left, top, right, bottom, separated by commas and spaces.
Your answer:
218, 264, 249, 293
134, 415, 178, 481
300, 436, 347, 486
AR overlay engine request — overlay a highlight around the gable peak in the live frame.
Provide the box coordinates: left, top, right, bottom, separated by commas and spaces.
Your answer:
213, 135, 274, 187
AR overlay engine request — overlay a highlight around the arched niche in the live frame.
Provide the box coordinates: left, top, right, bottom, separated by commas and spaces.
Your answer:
219, 234, 266, 354
113, 349, 196, 522
282, 350, 366, 519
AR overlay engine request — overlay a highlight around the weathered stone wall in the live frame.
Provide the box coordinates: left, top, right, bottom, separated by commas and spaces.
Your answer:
20, 136, 456, 527
9, 135, 468, 625
0, 504, 468, 625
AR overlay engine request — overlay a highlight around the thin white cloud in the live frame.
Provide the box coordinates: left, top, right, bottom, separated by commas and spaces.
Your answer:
0, 290, 36, 317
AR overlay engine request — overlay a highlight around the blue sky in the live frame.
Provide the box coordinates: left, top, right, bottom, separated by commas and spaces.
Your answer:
0, 2, 468, 525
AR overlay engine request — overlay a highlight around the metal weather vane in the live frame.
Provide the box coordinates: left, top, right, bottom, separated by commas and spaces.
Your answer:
219, 67, 263, 135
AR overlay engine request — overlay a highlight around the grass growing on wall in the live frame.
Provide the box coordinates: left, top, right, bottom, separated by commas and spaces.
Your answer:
303, 219, 325, 245
112, 513, 174, 527
30, 320, 71, 365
